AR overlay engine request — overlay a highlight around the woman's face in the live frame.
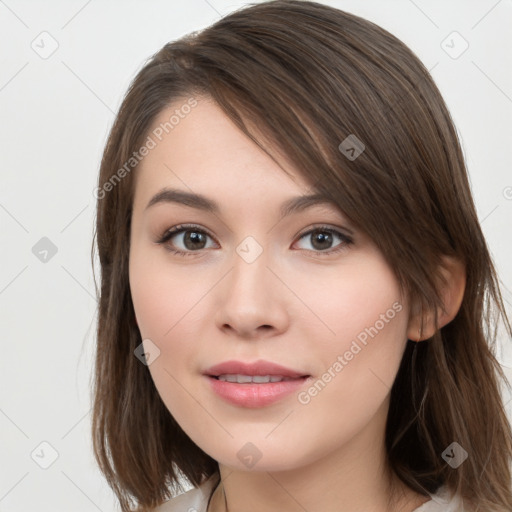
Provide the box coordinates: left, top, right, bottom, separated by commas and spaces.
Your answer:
129, 96, 411, 472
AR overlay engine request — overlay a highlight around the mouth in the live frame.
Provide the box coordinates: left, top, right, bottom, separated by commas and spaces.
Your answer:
203, 361, 312, 407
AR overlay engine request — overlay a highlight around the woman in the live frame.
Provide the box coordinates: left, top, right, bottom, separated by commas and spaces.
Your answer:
91, 1, 512, 511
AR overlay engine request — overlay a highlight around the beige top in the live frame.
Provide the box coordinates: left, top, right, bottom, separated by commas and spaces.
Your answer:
153, 476, 468, 511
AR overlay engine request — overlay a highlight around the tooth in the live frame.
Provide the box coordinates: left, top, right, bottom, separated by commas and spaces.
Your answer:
217, 374, 238, 382
236, 374, 253, 383
216, 374, 290, 383
253, 375, 271, 383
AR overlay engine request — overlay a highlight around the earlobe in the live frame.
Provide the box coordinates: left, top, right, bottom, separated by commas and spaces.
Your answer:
407, 255, 466, 341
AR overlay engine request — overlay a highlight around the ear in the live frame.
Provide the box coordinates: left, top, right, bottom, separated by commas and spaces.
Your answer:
407, 255, 466, 341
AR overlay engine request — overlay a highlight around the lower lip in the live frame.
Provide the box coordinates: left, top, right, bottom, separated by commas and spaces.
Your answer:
205, 375, 310, 408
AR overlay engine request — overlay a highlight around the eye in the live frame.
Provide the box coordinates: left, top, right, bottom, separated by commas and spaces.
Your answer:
155, 223, 353, 258
155, 224, 217, 257
294, 225, 353, 256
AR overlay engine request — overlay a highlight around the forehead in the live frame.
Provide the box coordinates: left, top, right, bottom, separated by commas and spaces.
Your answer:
132, 97, 318, 212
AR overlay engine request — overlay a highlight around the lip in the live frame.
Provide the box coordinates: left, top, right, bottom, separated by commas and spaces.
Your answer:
203, 359, 309, 379
203, 360, 311, 408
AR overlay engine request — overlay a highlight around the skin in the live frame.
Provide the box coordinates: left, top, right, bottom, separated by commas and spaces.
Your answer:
129, 96, 465, 512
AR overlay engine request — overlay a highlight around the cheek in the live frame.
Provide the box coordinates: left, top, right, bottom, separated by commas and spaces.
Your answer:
129, 255, 206, 421
290, 274, 407, 464
301, 258, 408, 397
303, 259, 406, 344
129, 249, 212, 388
129, 249, 210, 340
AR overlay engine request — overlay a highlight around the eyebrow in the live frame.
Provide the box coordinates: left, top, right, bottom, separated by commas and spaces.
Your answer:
145, 187, 345, 222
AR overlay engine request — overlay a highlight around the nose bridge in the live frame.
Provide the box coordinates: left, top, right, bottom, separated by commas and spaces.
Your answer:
229, 235, 272, 304
215, 235, 288, 335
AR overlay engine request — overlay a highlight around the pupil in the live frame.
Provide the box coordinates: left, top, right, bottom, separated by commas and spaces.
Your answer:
312, 231, 332, 250
185, 231, 205, 249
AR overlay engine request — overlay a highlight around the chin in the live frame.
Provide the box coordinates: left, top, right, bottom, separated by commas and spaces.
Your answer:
209, 439, 318, 474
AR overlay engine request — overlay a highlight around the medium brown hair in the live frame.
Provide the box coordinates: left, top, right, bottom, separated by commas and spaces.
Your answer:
91, 1, 512, 510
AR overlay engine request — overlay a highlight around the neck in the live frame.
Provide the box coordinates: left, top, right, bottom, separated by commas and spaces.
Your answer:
208, 399, 429, 512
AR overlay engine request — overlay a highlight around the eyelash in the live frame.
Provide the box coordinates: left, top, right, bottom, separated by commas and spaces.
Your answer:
155, 223, 353, 258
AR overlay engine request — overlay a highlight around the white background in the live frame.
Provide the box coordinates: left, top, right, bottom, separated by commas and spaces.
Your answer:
1, 0, 511, 510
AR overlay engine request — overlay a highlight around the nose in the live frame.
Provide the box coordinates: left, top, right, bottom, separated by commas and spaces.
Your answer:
215, 245, 290, 339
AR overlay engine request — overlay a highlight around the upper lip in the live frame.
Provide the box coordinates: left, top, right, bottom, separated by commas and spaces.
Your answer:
204, 360, 309, 378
